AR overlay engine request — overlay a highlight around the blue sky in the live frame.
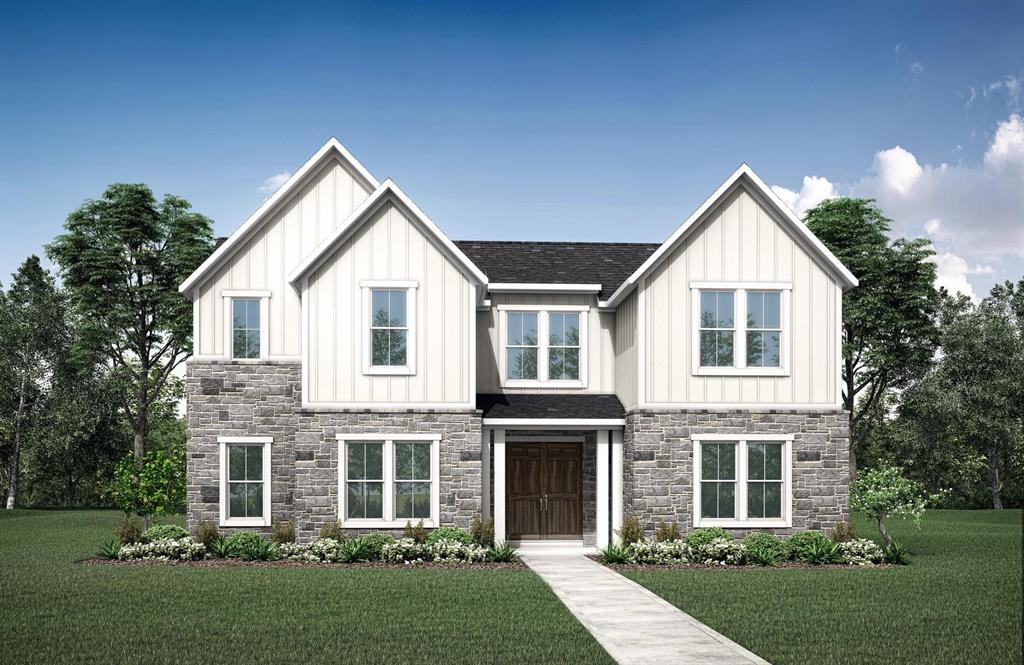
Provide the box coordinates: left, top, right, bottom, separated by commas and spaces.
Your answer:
2, 1, 1021, 298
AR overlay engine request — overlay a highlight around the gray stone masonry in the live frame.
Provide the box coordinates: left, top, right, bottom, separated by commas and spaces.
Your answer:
624, 410, 850, 537
186, 361, 481, 542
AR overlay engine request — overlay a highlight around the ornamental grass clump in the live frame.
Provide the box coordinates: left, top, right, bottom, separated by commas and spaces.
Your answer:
616, 516, 645, 545
785, 530, 832, 561
117, 537, 205, 561
470, 515, 495, 547
487, 541, 517, 562
598, 543, 630, 565
195, 520, 220, 549
271, 520, 296, 544
654, 520, 681, 543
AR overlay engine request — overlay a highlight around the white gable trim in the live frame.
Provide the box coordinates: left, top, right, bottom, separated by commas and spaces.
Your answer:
178, 137, 381, 295
286, 179, 488, 287
604, 164, 858, 308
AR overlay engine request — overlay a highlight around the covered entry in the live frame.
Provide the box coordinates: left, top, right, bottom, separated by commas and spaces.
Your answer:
478, 394, 625, 548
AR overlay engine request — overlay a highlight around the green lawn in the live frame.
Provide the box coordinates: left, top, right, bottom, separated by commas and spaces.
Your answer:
625, 510, 1023, 665
0, 510, 613, 665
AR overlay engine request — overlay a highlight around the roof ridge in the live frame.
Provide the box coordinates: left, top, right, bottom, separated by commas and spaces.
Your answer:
454, 239, 661, 247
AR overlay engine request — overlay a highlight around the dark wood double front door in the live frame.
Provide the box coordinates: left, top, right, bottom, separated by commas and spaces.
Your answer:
507, 443, 582, 540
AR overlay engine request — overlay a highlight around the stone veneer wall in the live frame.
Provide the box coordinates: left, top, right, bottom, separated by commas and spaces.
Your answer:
186, 361, 482, 542
624, 410, 850, 536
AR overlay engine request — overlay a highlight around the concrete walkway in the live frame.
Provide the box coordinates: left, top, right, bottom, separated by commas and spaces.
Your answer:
520, 553, 770, 665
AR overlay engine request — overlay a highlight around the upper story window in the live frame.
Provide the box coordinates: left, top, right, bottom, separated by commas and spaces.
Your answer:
338, 434, 441, 527
361, 281, 417, 376
499, 306, 588, 388
691, 282, 790, 376
693, 435, 792, 528
222, 291, 270, 361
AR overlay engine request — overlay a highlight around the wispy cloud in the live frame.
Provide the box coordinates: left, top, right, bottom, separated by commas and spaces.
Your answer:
966, 74, 1022, 112
258, 172, 291, 195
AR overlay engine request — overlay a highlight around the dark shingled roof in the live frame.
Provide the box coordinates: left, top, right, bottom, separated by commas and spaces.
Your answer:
454, 241, 661, 299
477, 393, 625, 420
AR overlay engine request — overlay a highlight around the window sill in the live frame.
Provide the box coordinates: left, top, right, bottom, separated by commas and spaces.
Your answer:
502, 379, 586, 389
342, 518, 436, 529
694, 367, 788, 377
363, 366, 415, 376
220, 517, 271, 528
695, 519, 791, 529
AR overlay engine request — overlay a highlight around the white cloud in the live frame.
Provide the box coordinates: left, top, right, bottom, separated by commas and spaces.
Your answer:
770, 176, 837, 217
924, 217, 943, 236
932, 252, 979, 300
873, 146, 923, 195
909, 61, 924, 77
258, 172, 291, 195
983, 113, 1024, 170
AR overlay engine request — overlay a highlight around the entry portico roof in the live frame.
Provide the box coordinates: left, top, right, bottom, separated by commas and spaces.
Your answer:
477, 393, 625, 425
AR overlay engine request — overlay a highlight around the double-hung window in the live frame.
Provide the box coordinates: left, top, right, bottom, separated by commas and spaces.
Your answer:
222, 291, 270, 360
500, 306, 588, 387
361, 281, 417, 375
337, 434, 440, 527
692, 435, 792, 527
691, 282, 789, 375
218, 436, 272, 527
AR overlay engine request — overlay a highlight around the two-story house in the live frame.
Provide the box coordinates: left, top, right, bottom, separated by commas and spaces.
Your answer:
180, 138, 857, 547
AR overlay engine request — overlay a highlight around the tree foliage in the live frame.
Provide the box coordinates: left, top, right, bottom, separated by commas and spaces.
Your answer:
850, 463, 940, 547
47, 184, 213, 460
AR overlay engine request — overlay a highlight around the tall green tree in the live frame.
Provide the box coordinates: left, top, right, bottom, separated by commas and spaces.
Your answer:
1, 257, 68, 509
47, 184, 213, 461
803, 198, 939, 475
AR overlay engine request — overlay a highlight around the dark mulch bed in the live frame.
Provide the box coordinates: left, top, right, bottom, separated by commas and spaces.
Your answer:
79, 557, 526, 569
586, 554, 892, 571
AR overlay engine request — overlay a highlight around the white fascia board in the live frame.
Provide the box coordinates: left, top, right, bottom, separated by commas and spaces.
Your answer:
603, 164, 858, 307
488, 283, 602, 294
179, 137, 380, 294
482, 418, 626, 427
287, 179, 488, 288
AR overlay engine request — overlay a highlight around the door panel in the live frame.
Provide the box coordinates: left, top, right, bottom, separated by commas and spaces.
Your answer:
507, 444, 543, 539
506, 443, 582, 540
545, 444, 581, 538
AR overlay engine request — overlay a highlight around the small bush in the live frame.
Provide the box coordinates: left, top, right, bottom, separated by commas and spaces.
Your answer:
226, 531, 277, 561
628, 539, 692, 564
209, 537, 237, 559
336, 537, 372, 563
470, 515, 495, 547
487, 541, 517, 562
319, 520, 343, 540
271, 520, 296, 544
785, 530, 832, 561
616, 516, 645, 545
195, 520, 220, 549
118, 538, 205, 561
115, 516, 143, 545
381, 537, 488, 563
360, 532, 396, 560
654, 520, 681, 543
142, 524, 189, 543
599, 543, 630, 564
404, 519, 427, 544
838, 538, 885, 565
684, 527, 733, 551
883, 541, 910, 565
694, 537, 746, 565
426, 526, 475, 546
828, 521, 857, 543
97, 540, 121, 560
743, 533, 787, 566
801, 538, 842, 564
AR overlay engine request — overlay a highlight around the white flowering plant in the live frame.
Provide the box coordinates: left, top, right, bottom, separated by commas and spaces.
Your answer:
627, 539, 693, 564
837, 538, 885, 566
381, 537, 490, 564
693, 537, 747, 565
850, 463, 943, 548
117, 537, 206, 561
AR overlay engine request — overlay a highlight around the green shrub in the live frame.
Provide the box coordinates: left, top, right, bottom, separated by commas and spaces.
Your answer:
616, 516, 645, 545
336, 537, 373, 563
470, 515, 495, 547
115, 516, 143, 545
271, 520, 296, 544
319, 520, 343, 540
426, 526, 475, 546
226, 531, 277, 561
195, 520, 220, 549
97, 540, 121, 559
828, 520, 857, 543
404, 519, 427, 543
360, 532, 396, 560
487, 541, 517, 562
743, 533, 787, 566
684, 527, 733, 550
801, 538, 842, 564
655, 519, 681, 542
785, 530, 831, 560
209, 537, 236, 559
599, 543, 630, 564
693, 537, 746, 565
883, 541, 910, 565
142, 524, 189, 543
118, 538, 205, 561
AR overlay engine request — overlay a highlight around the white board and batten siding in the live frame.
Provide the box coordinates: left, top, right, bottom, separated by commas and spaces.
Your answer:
476, 293, 616, 394
643, 186, 842, 408
192, 158, 372, 358
305, 200, 473, 407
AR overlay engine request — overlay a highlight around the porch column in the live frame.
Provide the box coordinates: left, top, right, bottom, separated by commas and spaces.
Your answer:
481, 428, 491, 520
611, 428, 624, 542
493, 428, 506, 543
596, 429, 610, 548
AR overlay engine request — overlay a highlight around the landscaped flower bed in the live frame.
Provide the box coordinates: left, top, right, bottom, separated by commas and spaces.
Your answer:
597, 524, 895, 569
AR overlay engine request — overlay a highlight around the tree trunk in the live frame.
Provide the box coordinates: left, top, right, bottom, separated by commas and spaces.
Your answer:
876, 514, 892, 548
133, 381, 148, 461
987, 447, 1003, 510
5, 376, 27, 510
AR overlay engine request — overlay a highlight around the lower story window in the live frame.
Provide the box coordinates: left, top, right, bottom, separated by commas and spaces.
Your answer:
693, 436, 791, 527
218, 436, 272, 527
338, 435, 440, 527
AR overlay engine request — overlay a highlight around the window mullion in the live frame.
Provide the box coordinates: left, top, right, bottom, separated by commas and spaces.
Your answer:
539, 312, 549, 381
736, 289, 747, 369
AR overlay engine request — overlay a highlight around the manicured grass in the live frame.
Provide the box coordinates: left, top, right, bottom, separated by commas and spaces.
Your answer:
625, 510, 1023, 665
0, 510, 613, 665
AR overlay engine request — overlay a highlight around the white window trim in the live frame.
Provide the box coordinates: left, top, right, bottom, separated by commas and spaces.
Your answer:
337, 433, 441, 528
218, 436, 273, 527
361, 281, 418, 376
497, 304, 589, 388
692, 434, 793, 528
222, 291, 271, 361
690, 281, 791, 377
